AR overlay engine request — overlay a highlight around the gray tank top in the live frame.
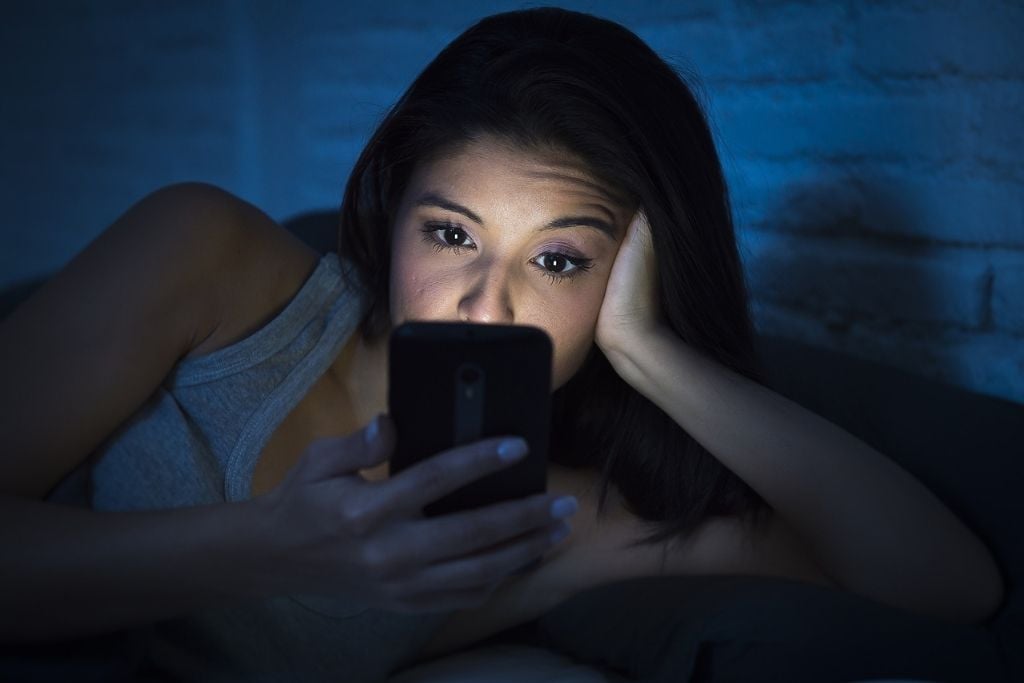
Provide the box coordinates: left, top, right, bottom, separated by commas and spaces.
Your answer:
36, 252, 449, 682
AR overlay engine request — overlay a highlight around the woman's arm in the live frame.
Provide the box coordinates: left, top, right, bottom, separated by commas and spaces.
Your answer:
0, 496, 274, 641
0, 182, 301, 640
414, 461, 836, 660
593, 210, 1004, 625
601, 329, 1004, 623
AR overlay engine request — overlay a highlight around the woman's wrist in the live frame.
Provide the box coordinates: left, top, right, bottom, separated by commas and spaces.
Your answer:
596, 324, 677, 393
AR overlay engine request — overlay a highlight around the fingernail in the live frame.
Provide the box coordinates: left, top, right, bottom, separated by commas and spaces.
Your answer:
550, 496, 578, 520
364, 415, 379, 444
497, 438, 528, 462
551, 523, 571, 544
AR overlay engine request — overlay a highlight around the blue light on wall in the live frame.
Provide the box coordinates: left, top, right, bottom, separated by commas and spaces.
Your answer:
1, 1, 1021, 403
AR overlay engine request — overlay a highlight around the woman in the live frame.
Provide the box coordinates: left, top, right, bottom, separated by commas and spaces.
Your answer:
0, 6, 1003, 681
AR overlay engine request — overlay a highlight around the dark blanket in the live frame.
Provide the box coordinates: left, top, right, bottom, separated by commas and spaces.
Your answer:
536, 575, 1010, 682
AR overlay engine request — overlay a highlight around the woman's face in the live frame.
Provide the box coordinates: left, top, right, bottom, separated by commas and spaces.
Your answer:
389, 136, 633, 389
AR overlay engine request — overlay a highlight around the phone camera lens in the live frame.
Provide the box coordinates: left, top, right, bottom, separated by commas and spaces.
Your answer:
460, 367, 480, 384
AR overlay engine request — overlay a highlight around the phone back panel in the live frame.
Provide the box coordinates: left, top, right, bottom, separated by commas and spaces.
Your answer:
388, 322, 551, 516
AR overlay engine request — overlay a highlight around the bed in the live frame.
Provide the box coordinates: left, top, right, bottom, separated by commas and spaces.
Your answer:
1, 210, 1019, 682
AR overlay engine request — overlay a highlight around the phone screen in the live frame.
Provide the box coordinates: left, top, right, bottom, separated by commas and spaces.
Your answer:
387, 322, 552, 516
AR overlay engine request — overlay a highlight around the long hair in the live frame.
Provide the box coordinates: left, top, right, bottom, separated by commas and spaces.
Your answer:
338, 7, 771, 545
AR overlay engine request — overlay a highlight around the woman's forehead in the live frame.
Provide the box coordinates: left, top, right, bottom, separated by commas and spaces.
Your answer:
410, 137, 630, 208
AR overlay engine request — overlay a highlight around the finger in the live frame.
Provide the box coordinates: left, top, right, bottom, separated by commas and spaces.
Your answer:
374, 436, 531, 518
387, 521, 570, 600
377, 493, 577, 570
295, 414, 393, 482
628, 208, 654, 251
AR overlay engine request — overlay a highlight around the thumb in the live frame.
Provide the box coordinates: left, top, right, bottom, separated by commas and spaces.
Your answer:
297, 414, 393, 482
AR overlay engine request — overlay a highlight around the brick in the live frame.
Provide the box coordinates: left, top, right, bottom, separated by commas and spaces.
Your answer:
740, 229, 990, 328
302, 83, 403, 140
726, 160, 861, 234
969, 83, 1024, 180
948, 332, 1024, 405
301, 26, 460, 87
751, 300, 833, 347
47, 4, 230, 86
303, 137, 363, 207
730, 3, 846, 82
728, 162, 1024, 248
851, 5, 1024, 79
753, 303, 1024, 405
288, 1, 512, 30
635, 21, 742, 83
714, 88, 971, 162
279, 2, 722, 35
862, 173, 1024, 247
604, 1, 722, 22
871, 331, 1024, 406
0, 179, 152, 291
305, 1, 729, 30
992, 257, 1024, 334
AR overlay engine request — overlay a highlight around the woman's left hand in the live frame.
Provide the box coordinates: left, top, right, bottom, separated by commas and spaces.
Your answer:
595, 208, 665, 357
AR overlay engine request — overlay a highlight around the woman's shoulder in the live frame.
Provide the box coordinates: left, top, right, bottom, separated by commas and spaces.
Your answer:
179, 186, 323, 360
0, 182, 323, 498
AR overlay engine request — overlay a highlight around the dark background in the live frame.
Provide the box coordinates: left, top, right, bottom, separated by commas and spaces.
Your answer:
1, 0, 1021, 404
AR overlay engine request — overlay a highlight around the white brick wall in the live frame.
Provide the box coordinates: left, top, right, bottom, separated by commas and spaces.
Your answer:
1, 0, 1021, 403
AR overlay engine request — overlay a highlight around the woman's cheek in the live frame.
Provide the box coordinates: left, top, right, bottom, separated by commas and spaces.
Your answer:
392, 264, 463, 322
390, 264, 430, 324
562, 324, 599, 382
545, 296, 603, 388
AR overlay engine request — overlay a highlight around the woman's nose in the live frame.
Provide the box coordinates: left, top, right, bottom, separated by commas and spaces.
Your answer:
457, 267, 514, 324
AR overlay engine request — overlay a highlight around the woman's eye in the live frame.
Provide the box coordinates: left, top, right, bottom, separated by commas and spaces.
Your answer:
536, 253, 572, 273
532, 252, 594, 282
419, 223, 593, 283
440, 225, 472, 247
420, 223, 476, 253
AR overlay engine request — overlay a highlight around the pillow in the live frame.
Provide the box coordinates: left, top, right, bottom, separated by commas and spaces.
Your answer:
535, 575, 1009, 682
755, 335, 1023, 621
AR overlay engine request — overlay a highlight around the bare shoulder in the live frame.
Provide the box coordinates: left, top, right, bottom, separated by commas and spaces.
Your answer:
0, 182, 319, 498
98, 180, 322, 360
179, 185, 322, 359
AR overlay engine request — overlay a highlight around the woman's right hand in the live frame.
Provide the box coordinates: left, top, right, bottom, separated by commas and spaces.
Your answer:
255, 414, 577, 613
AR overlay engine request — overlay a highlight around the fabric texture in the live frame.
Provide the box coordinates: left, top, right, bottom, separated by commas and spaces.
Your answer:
15, 252, 448, 683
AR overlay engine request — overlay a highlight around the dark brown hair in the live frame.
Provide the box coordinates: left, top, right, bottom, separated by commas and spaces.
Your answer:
338, 7, 771, 545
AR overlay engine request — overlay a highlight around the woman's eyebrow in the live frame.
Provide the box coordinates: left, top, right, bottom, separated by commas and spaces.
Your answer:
540, 215, 618, 241
415, 193, 485, 224
413, 192, 619, 241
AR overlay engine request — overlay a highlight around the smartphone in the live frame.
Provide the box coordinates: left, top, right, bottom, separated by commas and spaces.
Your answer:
387, 321, 552, 517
